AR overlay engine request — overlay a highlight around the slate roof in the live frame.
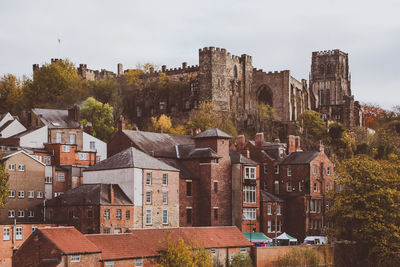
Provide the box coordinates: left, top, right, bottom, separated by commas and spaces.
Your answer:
39, 227, 100, 254
86, 226, 251, 260
159, 158, 200, 180
0, 120, 13, 132
187, 147, 220, 159
8, 126, 43, 138
122, 130, 194, 158
261, 190, 284, 203
32, 108, 80, 129
230, 150, 259, 165
84, 147, 178, 172
193, 128, 232, 139
280, 151, 320, 165
46, 184, 133, 207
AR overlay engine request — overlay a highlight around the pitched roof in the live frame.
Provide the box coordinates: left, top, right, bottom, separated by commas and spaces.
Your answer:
39, 227, 100, 254
280, 151, 320, 165
192, 128, 232, 139
121, 130, 194, 158
159, 158, 200, 180
32, 108, 80, 129
187, 147, 220, 159
230, 150, 259, 165
8, 126, 44, 138
46, 184, 133, 207
0, 149, 45, 165
84, 147, 178, 172
261, 190, 284, 203
86, 226, 251, 260
0, 120, 13, 132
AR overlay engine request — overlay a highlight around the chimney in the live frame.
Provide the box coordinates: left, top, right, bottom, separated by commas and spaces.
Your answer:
288, 135, 296, 153
195, 128, 201, 135
295, 136, 302, 151
182, 62, 187, 69
236, 135, 246, 151
110, 184, 114, 204
162, 65, 167, 72
68, 105, 80, 122
274, 138, 280, 143
318, 141, 324, 153
255, 133, 264, 148
117, 63, 123, 76
118, 115, 125, 131
84, 122, 93, 135
241, 149, 250, 158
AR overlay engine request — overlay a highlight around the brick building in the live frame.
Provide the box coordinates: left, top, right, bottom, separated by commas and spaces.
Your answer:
46, 184, 134, 234
261, 191, 284, 239
83, 147, 180, 229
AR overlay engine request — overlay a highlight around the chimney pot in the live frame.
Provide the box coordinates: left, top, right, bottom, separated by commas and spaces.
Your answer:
288, 135, 296, 154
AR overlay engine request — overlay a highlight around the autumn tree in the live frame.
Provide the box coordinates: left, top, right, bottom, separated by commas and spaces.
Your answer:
80, 97, 115, 142
328, 122, 356, 159
297, 110, 327, 150
0, 74, 23, 114
150, 114, 186, 135
229, 253, 253, 267
156, 237, 212, 267
23, 59, 85, 109
328, 155, 400, 267
0, 157, 9, 207
363, 104, 384, 129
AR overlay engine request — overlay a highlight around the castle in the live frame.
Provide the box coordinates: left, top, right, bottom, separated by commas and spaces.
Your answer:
39, 47, 364, 132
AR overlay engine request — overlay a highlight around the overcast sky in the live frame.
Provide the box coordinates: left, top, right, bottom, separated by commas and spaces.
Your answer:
1, 0, 399, 109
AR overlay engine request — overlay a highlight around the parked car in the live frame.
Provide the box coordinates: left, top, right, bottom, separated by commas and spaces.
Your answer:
303, 236, 327, 245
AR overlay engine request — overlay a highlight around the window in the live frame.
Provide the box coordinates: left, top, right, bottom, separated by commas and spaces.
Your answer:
90, 141, 96, 150
159, 101, 166, 110
105, 261, 115, 267
126, 210, 130, 219
243, 185, 256, 203
8, 164, 15, 171
310, 199, 321, 213
56, 133, 62, 143
69, 134, 76, 144
135, 259, 143, 267
28, 190, 34, 198
32, 226, 37, 232
17, 210, 24, 218
210, 248, 216, 255
317, 199, 321, 213
185, 100, 190, 110
163, 191, 168, 204
18, 164, 25, 172
313, 183, 318, 192
56, 173, 65, 182
146, 172, 152, 185
146, 191, 152, 204
279, 149, 284, 158
267, 220, 272, 233
8, 190, 15, 198
286, 181, 292, 192
103, 228, 110, 234
327, 183, 330, 191
214, 208, 218, 221
79, 153, 88, 160
274, 180, 279, 194
44, 156, 51, 165
16, 227, 22, 240
162, 173, 168, 186
299, 181, 303, 192
267, 204, 272, 215
211, 158, 219, 164
264, 164, 268, 174
313, 165, 317, 174
186, 181, 192, 196
114, 228, 121, 234
87, 209, 93, 218
45, 176, 52, 184
71, 255, 81, 262
3, 227, 10, 241
274, 165, 279, 174
287, 167, 291, 176
186, 208, 192, 224
62, 145, 70, 152
104, 209, 110, 220
162, 210, 168, 224
116, 209, 122, 220
276, 204, 281, 215
8, 210, 15, 218
18, 190, 24, 198
240, 248, 247, 254
245, 167, 256, 179
34, 155, 42, 162
243, 208, 257, 220
214, 181, 218, 193
327, 166, 331, 176
29, 210, 35, 218
145, 209, 152, 225
272, 220, 282, 233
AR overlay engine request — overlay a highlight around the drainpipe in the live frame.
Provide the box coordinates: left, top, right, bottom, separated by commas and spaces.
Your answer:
13, 218, 16, 249
43, 199, 46, 223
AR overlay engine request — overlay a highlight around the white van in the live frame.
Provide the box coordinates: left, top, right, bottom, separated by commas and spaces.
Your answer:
303, 236, 327, 245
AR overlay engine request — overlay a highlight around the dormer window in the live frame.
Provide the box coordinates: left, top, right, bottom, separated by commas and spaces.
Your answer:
245, 167, 256, 179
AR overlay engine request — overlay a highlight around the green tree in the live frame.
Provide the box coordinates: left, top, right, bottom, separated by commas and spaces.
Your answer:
156, 237, 212, 267
298, 110, 327, 150
254, 103, 274, 133
0, 74, 23, 114
80, 97, 115, 142
0, 157, 9, 207
328, 155, 400, 266
328, 122, 356, 159
229, 253, 252, 267
23, 59, 85, 109
276, 247, 320, 267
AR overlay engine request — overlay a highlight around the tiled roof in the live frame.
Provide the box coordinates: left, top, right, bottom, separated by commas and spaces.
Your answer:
39, 227, 100, 254
122, 130, 194, 158
192, 128, 232, 139
261, 190, 284, 203
32, 108, 80, 129
46, 184, 133, 206
84, 147, 178, 172
86, 226, 251, 260
230, 150, 259, 165
280, 151, 319, 165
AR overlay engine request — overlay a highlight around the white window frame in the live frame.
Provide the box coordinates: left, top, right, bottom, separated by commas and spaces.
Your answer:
57, 173, 65, 182
56, 132, 62, 143
28, 190, 34, 199
18, 164, 25, 172
135, 258, 143, 267
15, 227, 22, 240
162, 173, 168, 186
146, 172, 152, 185
327, 183, 330, 191
313, 165, 317, 174
69, 134, 76, 144
267, 204, 272, 215
267, 220, 272, 233
70, 255, 81, 262
286, 181, 292, 192
327, 166, 331, 176
8, 190, 15, 198
275, 165, 279, 174
287, 167, 291, 176
29, 210, 35, 218
8, 163, 16, 171
90, 141, 96, 150
299, 181, 303, 192
104, 209, 110, 220
45, 176, 53, 184
44, 156, 51, 165
116, 209, 122, 220
162, 209, 168, 225
314, 183, 318, 192
163, 191, 168, 204
276, 204, 281, 215
245, 166, 256, 179
145, 190, 152, 204
263, 164, 268, 174
18, 190, 24, 198
8, 210, 15, 218
3, 227, 10, 241
243, 185, 256, 204
79, 153, 88, 160
18, 210, 25, 218
62, 145, 70, 153
145, 209, 152, 225
105, 261, 115, 267
243, 208, 257, 220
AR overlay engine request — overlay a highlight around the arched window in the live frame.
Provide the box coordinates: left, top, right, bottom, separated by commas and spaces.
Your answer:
257, 85, 273, 106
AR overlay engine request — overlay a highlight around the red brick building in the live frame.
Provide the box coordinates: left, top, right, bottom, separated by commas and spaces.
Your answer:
46, 184, 134, 234
261, 191, 284, 239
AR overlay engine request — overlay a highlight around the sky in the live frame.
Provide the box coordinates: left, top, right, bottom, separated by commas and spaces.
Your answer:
1, 0, 399, 109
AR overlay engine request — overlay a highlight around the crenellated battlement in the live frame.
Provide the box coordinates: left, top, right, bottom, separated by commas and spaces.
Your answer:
157, 64, 199, 74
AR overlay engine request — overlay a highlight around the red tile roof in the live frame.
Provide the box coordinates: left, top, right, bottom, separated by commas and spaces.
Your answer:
39, 227, 100, 254
86, 226, 251, 260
